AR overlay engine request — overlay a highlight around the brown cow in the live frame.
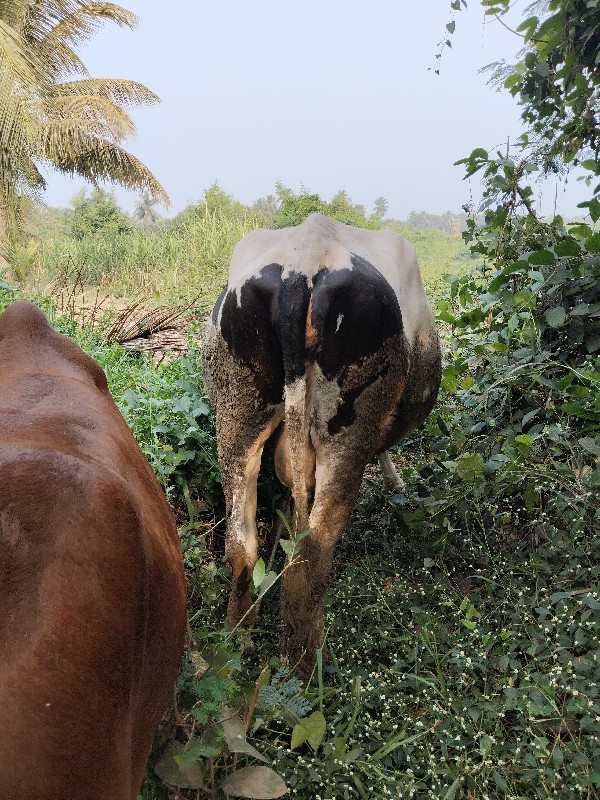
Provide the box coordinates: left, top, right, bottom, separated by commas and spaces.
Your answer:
202, 213, 441, 673
0, 301, 187, 800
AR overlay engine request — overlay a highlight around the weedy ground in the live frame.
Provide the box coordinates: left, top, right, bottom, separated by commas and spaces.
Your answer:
1, 217, 598, 799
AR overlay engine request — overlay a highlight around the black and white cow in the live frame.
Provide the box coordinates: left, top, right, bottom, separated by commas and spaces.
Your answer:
202, 212, 441, 671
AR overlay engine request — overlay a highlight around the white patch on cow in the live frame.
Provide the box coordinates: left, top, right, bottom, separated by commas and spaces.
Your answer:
284, 375, 305, 409
228, 444, 265, 562
335, 314, 343, 333
310, 365, 342, 432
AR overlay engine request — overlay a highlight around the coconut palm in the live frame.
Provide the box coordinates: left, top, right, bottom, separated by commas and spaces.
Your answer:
134, 190, 162, 227
0, 1, 169, 253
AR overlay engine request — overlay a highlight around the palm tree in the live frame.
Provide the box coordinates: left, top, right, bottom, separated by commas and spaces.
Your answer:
373, 197, 388, 220
134, 191, 162, 227
0, 1, 169, 255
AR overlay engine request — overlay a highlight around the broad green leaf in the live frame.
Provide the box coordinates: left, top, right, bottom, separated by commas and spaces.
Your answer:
506, 289, 535, 308
571, 303, 590, 316
515, 434, 534, 448
545, 307, 567, 328
291, 722, 307, 751
504, 72, 521, 89
516, 15, 539, 34
258, 570, 278, 599
221, 766, 288, 798
291, 711, 327, 751
585, 233, 600, 253
493, 771, 509, 792
554, 239, 581, 257
279, 539, 294, 557
443, 777, 461, 800
333, 736, 347, 760
455, 452, 485, 482
528, 249, 555, 266
587, 198, 600, 223
252, 558, 265, 588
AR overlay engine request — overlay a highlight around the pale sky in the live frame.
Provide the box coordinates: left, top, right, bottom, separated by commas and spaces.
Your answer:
41, 0, 588, 219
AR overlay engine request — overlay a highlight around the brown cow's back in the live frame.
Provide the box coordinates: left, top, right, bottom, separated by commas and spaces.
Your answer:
0, 301, 187, 800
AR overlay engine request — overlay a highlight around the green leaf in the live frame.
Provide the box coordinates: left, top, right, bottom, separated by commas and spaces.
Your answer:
579, 437, 600, 457
528, 249, 556, 266
446, 21, 456, 33
585, 233, 600, 253
516, 15, 539, 35
506, 289, 535, 308
291, 711, 327, 751
279, 539, 294, 558
455, 452, 485, 482
258, 571, 278, 599
587, 198, 600, 223
554, 239, 581, 257
545, 307, 567, 328
535, 61, 550, 76
515, 433, 534, 445
493, 771, 509, 792
443, 777, 461, 800
252, 558, 266, 588
221, 766, 288, 798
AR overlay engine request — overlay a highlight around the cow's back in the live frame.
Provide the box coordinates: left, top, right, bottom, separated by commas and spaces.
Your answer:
0, 301, 187, 800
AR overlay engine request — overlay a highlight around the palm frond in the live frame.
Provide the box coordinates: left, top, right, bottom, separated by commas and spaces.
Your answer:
0, 18, 46, 90
19, 1, 82, 42
40, 95, 136, 142
36, 3, 137, 78
0, 0, 34, 30
54, 77, 160, 107
39, 127, 170, 207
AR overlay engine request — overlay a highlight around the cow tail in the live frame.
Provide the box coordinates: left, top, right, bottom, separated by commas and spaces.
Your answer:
278, 273, 311, 535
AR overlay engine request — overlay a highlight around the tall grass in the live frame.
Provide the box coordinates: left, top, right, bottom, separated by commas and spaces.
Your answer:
24, 204, 264, 307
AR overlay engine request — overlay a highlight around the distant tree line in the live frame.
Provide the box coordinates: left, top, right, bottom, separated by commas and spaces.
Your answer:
22, 181, 473, 250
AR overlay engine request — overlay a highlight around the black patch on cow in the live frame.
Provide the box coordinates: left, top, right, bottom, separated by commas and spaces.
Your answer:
278, 271, 310, 385
219, 263, 285, 405
383, 334, 442, 448
310, 254, 403, 381
327, 362, 391, 436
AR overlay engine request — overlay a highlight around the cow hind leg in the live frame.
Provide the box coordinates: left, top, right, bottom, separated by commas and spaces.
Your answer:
281, 453, 364, 676
221, 411, 283, 631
